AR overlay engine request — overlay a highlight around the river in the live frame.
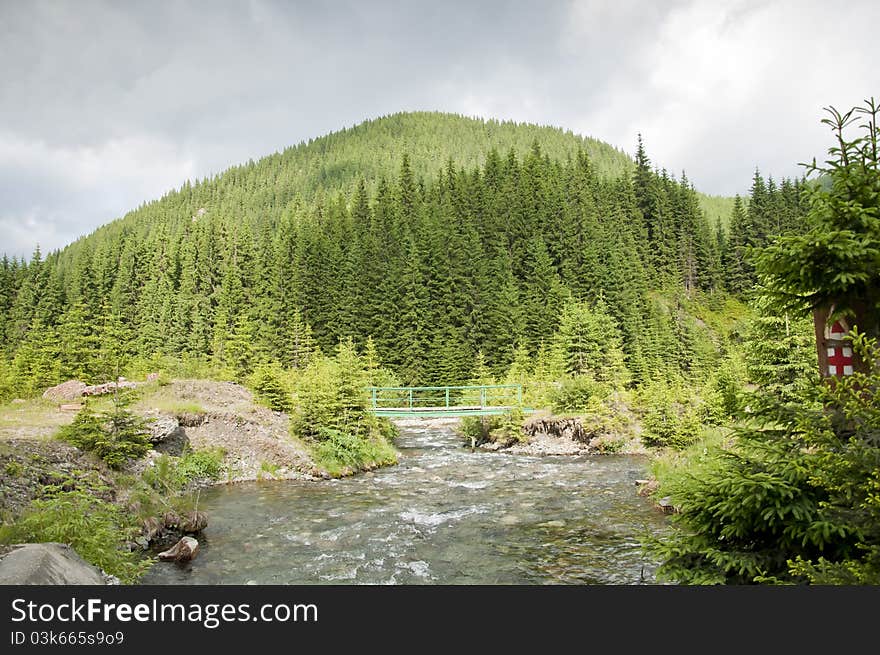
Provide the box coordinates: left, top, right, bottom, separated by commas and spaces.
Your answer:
142, 421, 670, 584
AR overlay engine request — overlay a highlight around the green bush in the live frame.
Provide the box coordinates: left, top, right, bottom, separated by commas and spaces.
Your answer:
249, 362, 293, 412
639, 383, 702, 449
459, 409, 526, 447
0, 490, 152, 583
176, 448, 225, 484
550, 375, 610, 413
649, 334, 880, 585
291, 340, 398, 475
57, 393, 151, 469
143, 448, 226, 493
313, 427, 397, 476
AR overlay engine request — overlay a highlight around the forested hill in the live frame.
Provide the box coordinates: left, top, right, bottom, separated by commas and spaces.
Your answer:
263, 111, 636, 195
0, 112, 807, 397
80, 111, 637, 248
75, 111, 731, 247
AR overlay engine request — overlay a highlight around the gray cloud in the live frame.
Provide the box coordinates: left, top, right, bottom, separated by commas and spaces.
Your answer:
0, 0, 877, 257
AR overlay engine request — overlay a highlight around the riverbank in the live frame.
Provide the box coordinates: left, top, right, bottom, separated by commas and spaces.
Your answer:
0, 378, 326, 520
459, 407, 646, 456
0, 376, 373, 582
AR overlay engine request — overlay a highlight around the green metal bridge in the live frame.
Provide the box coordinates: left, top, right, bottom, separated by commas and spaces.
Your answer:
366, 384, 530, 418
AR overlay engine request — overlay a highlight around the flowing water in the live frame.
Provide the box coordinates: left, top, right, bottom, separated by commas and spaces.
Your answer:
142, 422, 671, 584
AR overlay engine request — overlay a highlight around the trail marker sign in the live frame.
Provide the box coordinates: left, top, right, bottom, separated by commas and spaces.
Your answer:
825, 320, 854, 377
813, 306, 856, 379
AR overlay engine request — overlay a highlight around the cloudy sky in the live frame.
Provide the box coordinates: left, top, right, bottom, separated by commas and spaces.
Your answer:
1, 0, 877, 257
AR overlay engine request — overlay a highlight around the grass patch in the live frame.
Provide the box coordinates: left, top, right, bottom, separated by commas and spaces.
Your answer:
649, 425, 730, 494
310, 427, 398, 477
124, 355, 232, 383
459, 409, 527, 447
0, 398, 72, 439
3, 460, 24, 477
143, 399, 206, 416
257, 460, 281, 480
142, 448, 226, 494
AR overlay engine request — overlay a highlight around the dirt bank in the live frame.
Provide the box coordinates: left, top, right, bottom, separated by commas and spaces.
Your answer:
0, 378, 323, 523
134, 379, 318, 482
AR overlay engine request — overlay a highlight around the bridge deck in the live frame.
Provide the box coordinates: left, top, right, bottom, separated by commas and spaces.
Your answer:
366, 384, 529, 418
374, 405, 532, 418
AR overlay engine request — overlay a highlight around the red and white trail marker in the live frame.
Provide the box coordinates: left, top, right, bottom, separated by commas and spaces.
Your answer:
826, 320, 854, 377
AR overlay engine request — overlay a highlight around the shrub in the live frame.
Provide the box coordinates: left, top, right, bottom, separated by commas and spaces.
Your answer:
459, 409, 526, 447
639, 383, 702, 449
550, 375, 610, 413
312, 426, 397, 476
175, 448, 225, 484
57, 393, 151, 469
143, 448, 226, 493
291, 340, 398, 475
0, 490, 152, 583
649, 333, 880, 585
249, 362, 293, 412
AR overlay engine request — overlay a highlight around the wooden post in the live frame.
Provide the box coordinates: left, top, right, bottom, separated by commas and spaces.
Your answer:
813, 305, 832, 377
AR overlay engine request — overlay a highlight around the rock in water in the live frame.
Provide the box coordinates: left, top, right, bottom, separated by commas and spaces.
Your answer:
158, 536, 200, 562
180, 511, 208, 533
42, 380, 88, 401
656, 497, 677, 514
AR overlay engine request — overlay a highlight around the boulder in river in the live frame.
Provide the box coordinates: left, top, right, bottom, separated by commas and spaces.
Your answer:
180, 510, 208, 533
158, 536, 200, 562
656, 496, 678, 514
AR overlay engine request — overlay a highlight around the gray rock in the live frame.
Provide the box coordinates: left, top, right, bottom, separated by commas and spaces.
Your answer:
149, 416, 189, 455
82, 380, 138, 396
0, 543, 106, 585
42, 380, 88, 401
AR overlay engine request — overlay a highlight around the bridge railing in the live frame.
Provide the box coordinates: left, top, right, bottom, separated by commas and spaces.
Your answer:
365, 384, 523, 412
